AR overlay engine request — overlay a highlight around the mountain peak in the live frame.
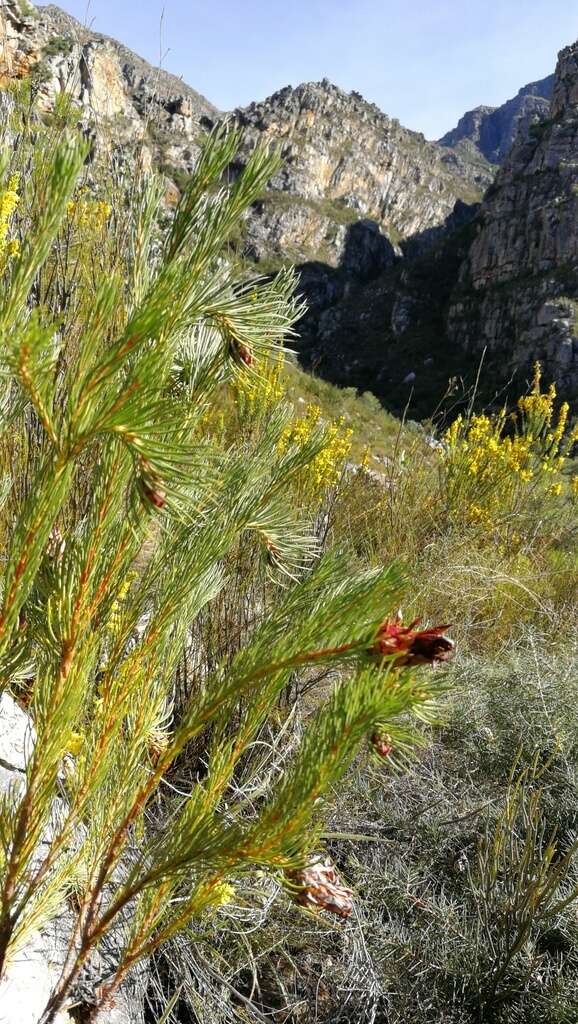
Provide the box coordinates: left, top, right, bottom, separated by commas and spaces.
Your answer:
236, 77, 390, 126
551, 37, 578, 118
4, 2, 217, 118
439, 74, 554, 163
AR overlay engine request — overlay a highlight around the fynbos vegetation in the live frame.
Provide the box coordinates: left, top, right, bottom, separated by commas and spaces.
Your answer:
0, 89, 452, 1022
0, 44, 576, 1024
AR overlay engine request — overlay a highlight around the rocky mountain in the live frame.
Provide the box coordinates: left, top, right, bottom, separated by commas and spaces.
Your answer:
0, 0, 216, 173
447, 44, 578, 398
0, 0, 576, 408
439, 75, 555, 164
225, 79, 492, 269
0, 1, 492, 272
285, 48, 578, 411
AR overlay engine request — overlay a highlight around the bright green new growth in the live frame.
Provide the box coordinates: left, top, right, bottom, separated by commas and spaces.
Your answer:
0, 119, 443, 1022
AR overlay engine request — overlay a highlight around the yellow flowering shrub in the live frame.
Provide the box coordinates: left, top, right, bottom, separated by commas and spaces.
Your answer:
234, 352, 285, 421
67, 731, 84, 756
209, 881, 236, 907
66, 190, 112, 233
64, 188, 115, 301
234, 358, 352, 499
360, 445, 371, 471
279, 403, 353, 499
105, 570, 137, 641
0, 174, 20, 273
442, 364, 577, 533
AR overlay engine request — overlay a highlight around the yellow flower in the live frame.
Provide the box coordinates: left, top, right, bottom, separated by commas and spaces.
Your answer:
279, 403, 352, 495
442, 368, 572, 535
67, 732, 84, 756
552, 402, 569, 444
106, 571, 137, 638
0, 173, 20, 273
210, 881, 235, 906
236, 357, 285, 415
67, 196, 112, 232
467, 504, 491, 528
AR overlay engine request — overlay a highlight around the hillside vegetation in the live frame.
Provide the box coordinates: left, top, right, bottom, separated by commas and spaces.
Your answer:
0, 82, 576, 1024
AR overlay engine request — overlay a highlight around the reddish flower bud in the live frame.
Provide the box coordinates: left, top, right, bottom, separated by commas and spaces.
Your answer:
288, 856, 353, 919
371, 616, 454, 668
230, 340, 253, 366
142, 485, 166, 509
371, 731, 393, 758
138, 459, 166, 510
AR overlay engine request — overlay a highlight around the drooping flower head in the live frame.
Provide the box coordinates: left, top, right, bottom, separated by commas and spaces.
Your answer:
371, 613, 454, 668
371, 731, 393, 758
288, 856, 353, 918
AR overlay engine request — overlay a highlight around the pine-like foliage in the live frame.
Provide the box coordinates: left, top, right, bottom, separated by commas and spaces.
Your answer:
0, 104, 445, 1022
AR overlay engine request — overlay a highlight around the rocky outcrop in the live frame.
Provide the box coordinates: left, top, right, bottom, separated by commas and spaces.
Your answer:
1, 5, 491, 270
447, 43, 578, 398
230, 79, 489, 268
2, 1, 576, 403
439, 75, 555, 164
0, 1, 216, 176
293, 205, 481, 418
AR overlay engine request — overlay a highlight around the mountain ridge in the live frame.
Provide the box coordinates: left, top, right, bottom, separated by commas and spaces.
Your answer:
227, 76, 490, 270
1, 1, 576, 406
439, 74, 555, 164
1, 1, 491, 267
38, 3, 218, 117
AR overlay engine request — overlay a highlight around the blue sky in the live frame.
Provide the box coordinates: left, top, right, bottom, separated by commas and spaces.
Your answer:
56, 0, 578, 139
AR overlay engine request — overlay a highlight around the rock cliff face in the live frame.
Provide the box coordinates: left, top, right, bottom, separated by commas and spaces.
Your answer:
292, 203, 482, 418
229, 79, 490, 268
439, 75, 555, 164
1, 1, 577, 403
0, 1, 216, 175
0, 3, 491, 270
447, 44, 578, 397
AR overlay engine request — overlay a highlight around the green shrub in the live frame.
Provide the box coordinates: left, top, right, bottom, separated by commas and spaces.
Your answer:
0, 115, 445, 1022
0, 71, 576, 1024
42, 35, 74, 58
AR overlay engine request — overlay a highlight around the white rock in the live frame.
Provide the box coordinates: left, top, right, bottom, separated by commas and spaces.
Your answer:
0, 695, 141, 1023
0, 692, 35, 772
